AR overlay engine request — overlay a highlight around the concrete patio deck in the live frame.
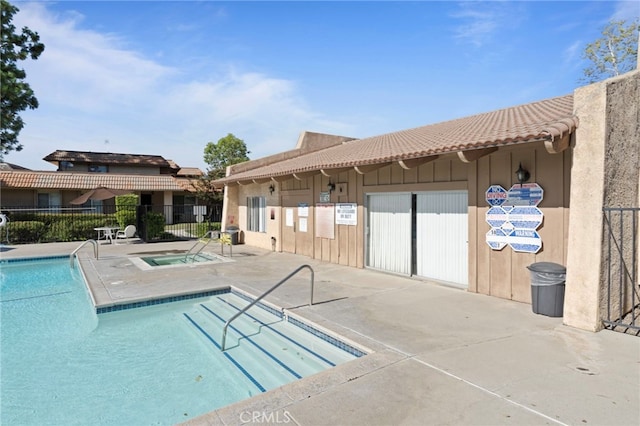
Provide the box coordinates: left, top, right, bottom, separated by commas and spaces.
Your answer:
2, 240, 638, 425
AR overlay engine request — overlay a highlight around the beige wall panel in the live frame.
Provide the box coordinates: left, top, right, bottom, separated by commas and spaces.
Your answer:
488, 152, 513, 299
319, 238, 330, 262
337, 183, 353, 266
363, 171, 378, 186
537, 208, 565, 261
476, 203, 492, 295
403, 166, 418, 184
471, 144, 571, 301
452, 160, 467, 182
467, 162, 479, 293
489, 248, 512, 299
378, 166, 391, 185
535, 148, 563, 208
418, 162, 434, 183
356, 173, 365, 268
562, 149, 572, 265
390, 164, 404, 184
312, 174, 326, 261
511, 252, 535, 302
434, 160, 452, 182
474, 156, 492, 294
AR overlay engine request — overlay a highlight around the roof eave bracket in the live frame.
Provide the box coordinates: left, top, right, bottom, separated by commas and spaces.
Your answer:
544, 132, 571, 154
457, 147, 498, 163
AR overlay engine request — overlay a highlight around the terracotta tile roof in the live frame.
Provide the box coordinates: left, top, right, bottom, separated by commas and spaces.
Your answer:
0, 171, 194, 192
216, 94, 577, 184
43, 150, 171, 167
176, 167, 204, 177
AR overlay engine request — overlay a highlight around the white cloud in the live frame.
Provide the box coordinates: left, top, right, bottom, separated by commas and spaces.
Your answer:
451, 1, 525, 47
611, 1, 640, 21
7, 2, 351, 171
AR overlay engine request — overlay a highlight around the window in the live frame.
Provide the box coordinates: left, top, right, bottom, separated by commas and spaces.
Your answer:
88, 164, 108, 173
247, 196, 266, 232
37, 192, 62, 212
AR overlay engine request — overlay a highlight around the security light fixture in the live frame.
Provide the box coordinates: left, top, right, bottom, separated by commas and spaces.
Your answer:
268, 184, 275, 195
515, 163, 530, 186
327, 182, 335, 193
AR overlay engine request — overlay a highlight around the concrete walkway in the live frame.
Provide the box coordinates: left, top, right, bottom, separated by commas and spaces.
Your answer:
2, 241, 638, 425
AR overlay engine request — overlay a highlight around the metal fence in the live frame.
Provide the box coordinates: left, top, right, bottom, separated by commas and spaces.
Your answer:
602, 207, 639, 335
0, 204, 222, 244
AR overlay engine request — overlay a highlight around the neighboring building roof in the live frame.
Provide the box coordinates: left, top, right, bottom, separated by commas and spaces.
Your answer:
216, 94, 577, 185
43, 150, 172, 168
0, 171, 194, 192
176, 167, 204, 177
0, 162, 31, 171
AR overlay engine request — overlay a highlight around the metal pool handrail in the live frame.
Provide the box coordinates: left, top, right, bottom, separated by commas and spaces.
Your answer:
70, 239, 98, 268
221, 264, 315, 351
184, 230, 218, 262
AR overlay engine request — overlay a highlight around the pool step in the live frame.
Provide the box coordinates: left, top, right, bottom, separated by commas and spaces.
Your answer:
182, 292, 351, 391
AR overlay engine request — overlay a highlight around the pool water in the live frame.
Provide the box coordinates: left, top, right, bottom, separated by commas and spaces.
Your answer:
141, 252, 219, 266
0, 257, 362, 425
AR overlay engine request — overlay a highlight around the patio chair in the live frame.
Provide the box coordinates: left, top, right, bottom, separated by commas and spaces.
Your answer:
115, 225, 136, 244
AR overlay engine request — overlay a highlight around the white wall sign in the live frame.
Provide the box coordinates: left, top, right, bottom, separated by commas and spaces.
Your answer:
298, 203, 309, 217
506, 183, 544, 206
285, 208, 294, 227
486, 206, 508, 228
336, 203, 357, 225
319, 192, 330, 203
485, 185, 508, 206
299, 217, 308, 233
315, 203, 335, 239
486, 228, 507, 250
508, 206, 543, 229
508, 229, 542, 253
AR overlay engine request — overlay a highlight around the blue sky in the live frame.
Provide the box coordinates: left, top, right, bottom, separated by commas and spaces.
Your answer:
8, 1, 639, 171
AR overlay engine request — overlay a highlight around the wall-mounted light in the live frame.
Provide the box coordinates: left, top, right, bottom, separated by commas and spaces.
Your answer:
268, 184, 275, 195
515, 163, 530, 186
327, 182, 335, 193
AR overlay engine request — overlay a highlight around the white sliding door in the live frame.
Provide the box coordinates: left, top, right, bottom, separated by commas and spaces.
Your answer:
366, 193, 411, 275
416, 191, 468, 287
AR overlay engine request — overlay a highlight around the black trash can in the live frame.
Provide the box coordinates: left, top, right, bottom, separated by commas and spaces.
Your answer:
527, 262, 566, 317
225, 226, 239, 245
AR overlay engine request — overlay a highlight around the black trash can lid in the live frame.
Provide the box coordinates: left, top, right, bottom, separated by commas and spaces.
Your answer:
527, 262, 566, 273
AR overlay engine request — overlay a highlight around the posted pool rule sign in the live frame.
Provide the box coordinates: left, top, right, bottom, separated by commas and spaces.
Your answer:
485, 183, 544, 253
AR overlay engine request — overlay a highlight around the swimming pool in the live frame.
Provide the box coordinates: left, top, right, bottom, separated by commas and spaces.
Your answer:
0, 256, 364, 425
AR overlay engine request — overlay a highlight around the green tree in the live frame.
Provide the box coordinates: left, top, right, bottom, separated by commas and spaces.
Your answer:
1, 0, 45, 159
581, 19, 639, 84
203, 133, 251, 180
193, 133, 250, 222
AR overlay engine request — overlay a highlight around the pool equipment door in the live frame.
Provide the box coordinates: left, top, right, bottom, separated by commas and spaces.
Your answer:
365, 193, 412, 275
415, 190, 468, 287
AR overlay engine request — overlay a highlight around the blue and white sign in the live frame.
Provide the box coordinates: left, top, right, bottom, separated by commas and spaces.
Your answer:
508, 206, 544, 229
508, 229, 542, 253
486, 206, 508, 228
506, 183, 544, 206
485, 182, 545, 253
485, 185, 508, 206
486, 228, 508, 250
